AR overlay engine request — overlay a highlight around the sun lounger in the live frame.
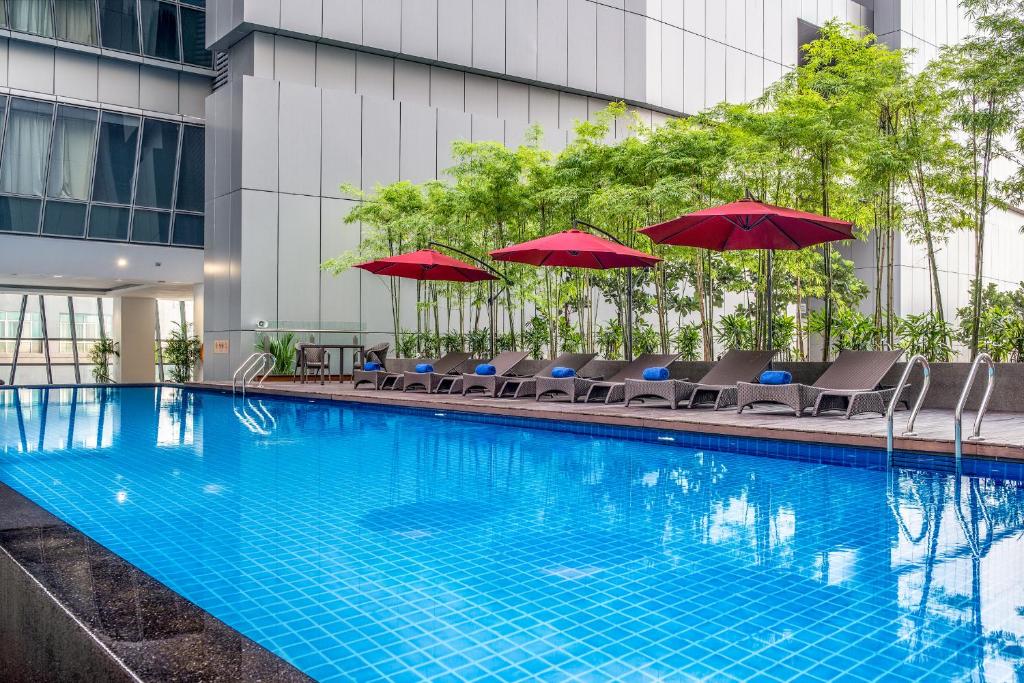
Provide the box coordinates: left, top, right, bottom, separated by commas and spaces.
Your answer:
736, 349, 904, 417
624, 350, 776, 410
535, 353, 681, 403
402, 352, 474, 393
463, 353, 597, 398
352, 343, 398, 389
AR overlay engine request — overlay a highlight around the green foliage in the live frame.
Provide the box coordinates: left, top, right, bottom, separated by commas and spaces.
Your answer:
895, 313, 955, 362
633, 322, 659, 356
673, 324, 701, 361
715, 313, 754, 351
89, 338, 119, 383
255, 332, 296, 375
164, 322, 202, 383
520, 317, 548, 359
396, 331, 419, 359
807, 308, 878, 353
466, 329, 489, 356
596, 322, 623, 360
441, 332, 464, 353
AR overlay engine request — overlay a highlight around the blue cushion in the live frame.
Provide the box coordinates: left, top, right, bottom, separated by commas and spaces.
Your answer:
551, 367, 576, 379
363, 361, 381, 371
415, 363, 434, 373
759, 370, 792, 385
642, 367, 670, 381
475, 364, 497, 376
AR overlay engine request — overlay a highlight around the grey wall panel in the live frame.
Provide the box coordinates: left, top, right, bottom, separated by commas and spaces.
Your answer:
244, 0, 281, 28
497, 80, 529, 123
280, 0, 322, 37
505, 0, 538, 80
559, 92, 587, 130
705, 39, 726, 108
725, 0, 744, 47
472, 0, 506, 73
97, 58, 139, 107
661, 23, 684, 111
437, 0, 473, 66
745, 54, 763, 102
505, 121, 530, 148
706, 0, 727, 42
782, 0, 799, 66
179, 73, 210, 119
436, 108, 471, 178
464, 74, 498, 117
206, 195, 230, 331
316, 44, 356, 92
355, 52, 394, 99
725, 45, 745, 103
567, 0, 597, 92
54, 51, 98, 102
764, 59, 783, 90
401, 0, 438, 59
684, 0, 704, 33
429, 66, 464, 111
587, 97, 615, 144
239, 190, 278, 328
249, 32, 277, 78
140, 66, 179, 114
540, 127, 567, 154
240, 76, 280, 191
745, 0, 765, 54
644, 17, 662, 106
662, 0, 684, 27
320, 197, 361, 327
228, 190, 242, 329
323, 0, 362, 44
321, 90, 362, 196
528, 86, 559, 129
9, 41, 54, 94
276, 193, 321, 324
363, 0, 402, 52
274, 35, 317, 85
395, 60, 431, 105
683, 31, 705, 115
361, 97, 401, 186
764, 0, 783, 64
0, 40, 7, 88
596, 4, 625, 98
400, 105, 437, 183
537, 0, 568, 86
471, 115, 503, 143
623, 12, 647, 103
279, 82, 322, 195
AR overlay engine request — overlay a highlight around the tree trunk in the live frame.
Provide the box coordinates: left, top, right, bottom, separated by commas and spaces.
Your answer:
970, 96, 996, 358
820, 151, 833, 362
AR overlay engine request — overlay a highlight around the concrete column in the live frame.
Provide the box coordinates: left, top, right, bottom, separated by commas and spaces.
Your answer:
192, 284, 204, 382
113, 297, 156, 383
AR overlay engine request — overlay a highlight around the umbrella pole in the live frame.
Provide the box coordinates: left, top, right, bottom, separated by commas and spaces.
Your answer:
626, 267, 634, 361
766, 249, 774, 355
488, 279, 496, 359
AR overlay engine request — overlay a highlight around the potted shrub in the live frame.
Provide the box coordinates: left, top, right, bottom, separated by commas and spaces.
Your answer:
165, 322, 202, 383
255, 332, 297, 377
89, 338, 119, 383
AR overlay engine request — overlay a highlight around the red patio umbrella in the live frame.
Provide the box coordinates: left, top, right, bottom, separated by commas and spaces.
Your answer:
354, 249, 498, 283
640, 197, 854, 350
490, 226, 661, 360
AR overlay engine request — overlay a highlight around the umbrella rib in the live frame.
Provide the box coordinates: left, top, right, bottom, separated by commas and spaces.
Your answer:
659, 214, 716, 242
766, 219, 803, 249
803, 218, 854, 239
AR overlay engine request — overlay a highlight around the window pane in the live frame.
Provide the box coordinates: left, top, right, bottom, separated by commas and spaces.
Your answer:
135, 119, 179, 209
47, 106, 97, 201
92, 112, 140, 204
180, 7, 211, 67
99, 0, 140, 52
141, 0, 180, 61
88, 205, 130, 240
175, 126, 204, 211
0, 99, 54, 197
180, 0, 204, 6
9, 0, 54, 37
55, 0, 97, 44
172, 213, 203, 246
0, 197, 41, 233
0, 2, 6, 27
42, 201, 88, 237
132, 209, 170, 243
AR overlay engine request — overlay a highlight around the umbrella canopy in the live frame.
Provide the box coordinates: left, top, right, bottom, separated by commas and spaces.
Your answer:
490, 230, 661, 269
639, 198, 854, 250
354, 249, 497, 282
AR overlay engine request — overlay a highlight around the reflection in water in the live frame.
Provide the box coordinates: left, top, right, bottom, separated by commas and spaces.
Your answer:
1, 387, 1023, 682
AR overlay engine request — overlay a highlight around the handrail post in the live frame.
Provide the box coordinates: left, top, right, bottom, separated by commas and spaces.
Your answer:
954, 353, 995, 468
886, 355, 930, 465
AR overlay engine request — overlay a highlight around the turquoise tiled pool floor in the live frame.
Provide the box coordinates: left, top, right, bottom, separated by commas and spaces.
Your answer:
2, 386, 1024, 681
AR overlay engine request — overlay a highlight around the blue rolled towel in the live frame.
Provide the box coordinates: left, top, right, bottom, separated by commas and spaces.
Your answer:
363, 361, 381, 371
551, 367, 576, 379
642, 367, 670, 381
475, 364, 497, 376
415, 363, 434, 373
759, 370, 792, 385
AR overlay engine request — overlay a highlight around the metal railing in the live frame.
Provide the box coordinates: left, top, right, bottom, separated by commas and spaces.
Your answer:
232, 353, 273, 396
886, 355, 931, 463
954, 353, 996, 466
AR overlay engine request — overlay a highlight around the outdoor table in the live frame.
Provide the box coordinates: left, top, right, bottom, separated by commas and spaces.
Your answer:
296, 343, 365, 383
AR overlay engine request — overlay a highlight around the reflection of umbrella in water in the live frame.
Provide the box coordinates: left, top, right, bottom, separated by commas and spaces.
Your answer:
358, 499, 499, 539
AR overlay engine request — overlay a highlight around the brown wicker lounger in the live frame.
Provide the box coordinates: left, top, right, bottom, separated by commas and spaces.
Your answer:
535, 353, 681, 403
736, 349, 904, 418
352, 343, 399, 389
624, 350, 776, 410
464, 353, 596, 399
402, 352, 474, 393
408, 351, 529, 394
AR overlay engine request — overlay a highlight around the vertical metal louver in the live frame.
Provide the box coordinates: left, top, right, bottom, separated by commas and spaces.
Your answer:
212, 51, 230, 92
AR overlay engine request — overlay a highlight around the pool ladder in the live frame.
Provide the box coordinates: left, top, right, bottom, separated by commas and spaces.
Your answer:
232, 353, 274, 396
954, 353, 996, 467
886, 355, 931, 465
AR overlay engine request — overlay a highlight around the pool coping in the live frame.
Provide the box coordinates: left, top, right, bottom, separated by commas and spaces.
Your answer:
0, 482, 312, 683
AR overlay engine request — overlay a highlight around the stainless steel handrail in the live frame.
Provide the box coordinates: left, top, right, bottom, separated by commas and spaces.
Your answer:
886, 354, 930, 463
954, 353, 996, 466
232, 353, 261, 394
232, 353, 273, 396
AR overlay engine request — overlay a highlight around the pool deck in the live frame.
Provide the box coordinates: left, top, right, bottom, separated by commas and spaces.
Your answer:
203, 380, 1024, 461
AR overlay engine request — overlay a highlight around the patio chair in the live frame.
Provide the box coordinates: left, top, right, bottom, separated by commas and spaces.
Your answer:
352, 343, 397, 390
298, 346, 330, 385
535, 353, 681, 403
736, 349, 905, 418
624, 350, 776, 410
476, 353, 597, 399
402, 352, 474, 393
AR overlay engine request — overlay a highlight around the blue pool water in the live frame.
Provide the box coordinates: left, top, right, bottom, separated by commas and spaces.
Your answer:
2, 386, 1024, 682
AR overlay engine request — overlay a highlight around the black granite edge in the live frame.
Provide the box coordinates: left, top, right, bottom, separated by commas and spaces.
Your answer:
0, 482, 312, 683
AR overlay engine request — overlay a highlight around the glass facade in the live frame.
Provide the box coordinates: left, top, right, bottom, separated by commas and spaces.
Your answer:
0, 96, 204, 248
3, 0, 211, 68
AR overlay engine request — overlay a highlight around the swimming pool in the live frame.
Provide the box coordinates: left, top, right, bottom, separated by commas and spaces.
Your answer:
1, 386, 1023, 681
